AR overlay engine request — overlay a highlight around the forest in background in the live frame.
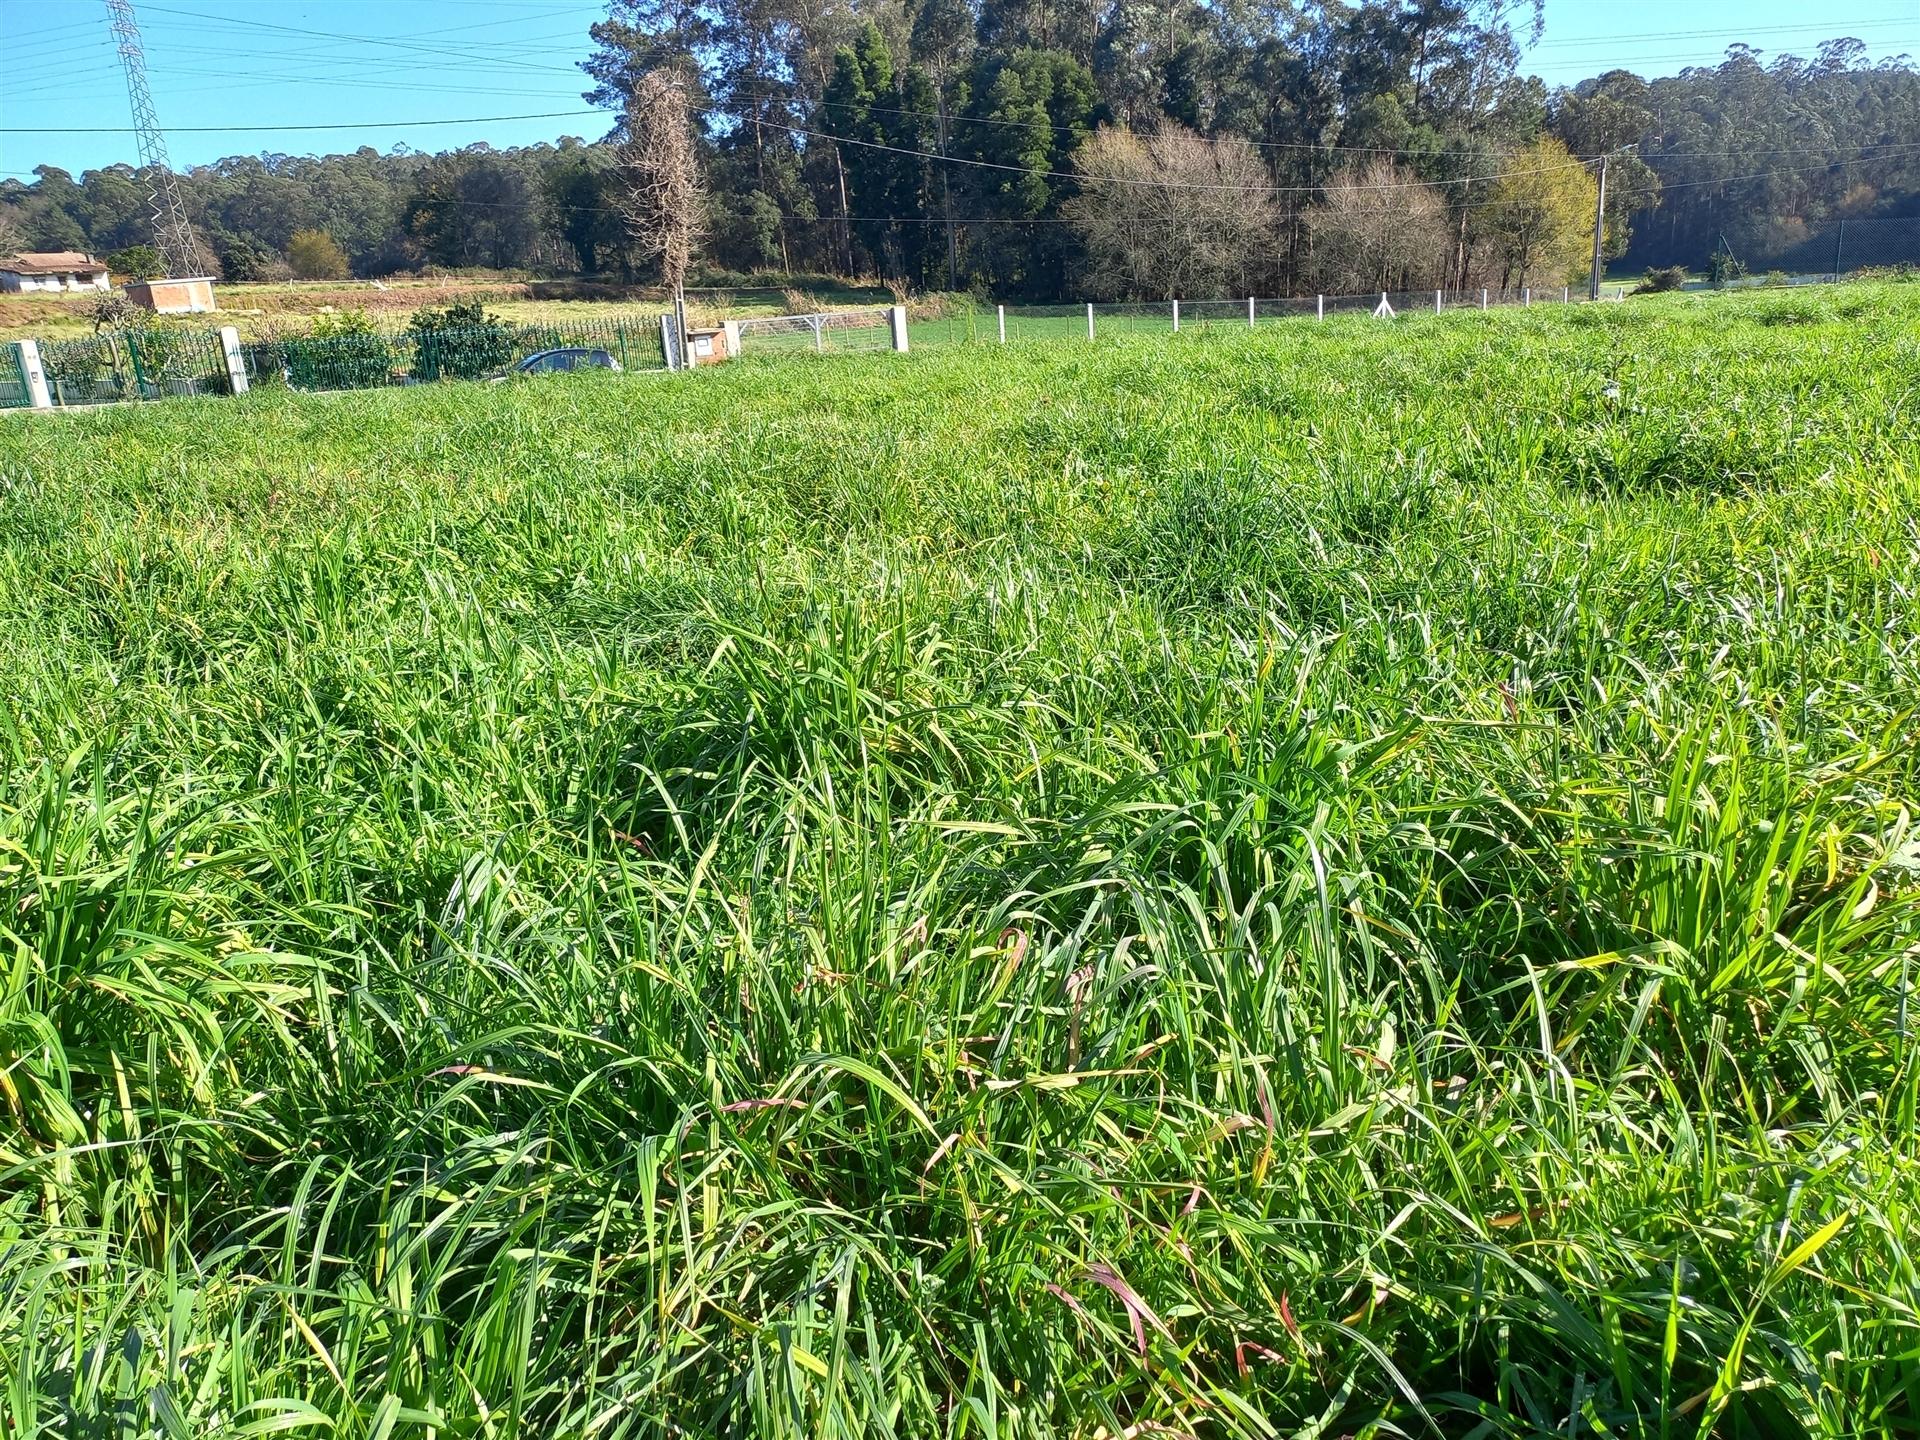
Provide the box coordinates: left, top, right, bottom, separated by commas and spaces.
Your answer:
4, 0, 1919, 299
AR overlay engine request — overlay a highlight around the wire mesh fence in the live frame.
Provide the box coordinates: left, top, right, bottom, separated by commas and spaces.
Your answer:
1733, 215, 1920, 277
0, 315, 668, 409
732, 308, 896, 355
0, 272, 1814, 413
904, 284, 1597, 348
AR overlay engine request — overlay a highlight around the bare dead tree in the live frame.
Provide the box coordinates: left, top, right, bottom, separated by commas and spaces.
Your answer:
1062, 124, 1279, 300
619, 67, 706, 299
1307, 159, 1451, 293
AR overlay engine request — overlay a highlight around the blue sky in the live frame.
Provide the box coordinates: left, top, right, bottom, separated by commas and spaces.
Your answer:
4, 0, 1917, 179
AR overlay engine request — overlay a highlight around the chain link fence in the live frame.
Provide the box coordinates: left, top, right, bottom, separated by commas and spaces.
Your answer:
1742, 216, 1920, 278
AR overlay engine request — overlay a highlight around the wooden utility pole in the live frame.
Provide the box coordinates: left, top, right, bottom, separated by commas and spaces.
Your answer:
836, 147, 854, 274
1589, 152, 1609, 302
937, 101, 958, 291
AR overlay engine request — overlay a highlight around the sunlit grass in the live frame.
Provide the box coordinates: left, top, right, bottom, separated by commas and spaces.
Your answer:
2, 284, 1918, 1437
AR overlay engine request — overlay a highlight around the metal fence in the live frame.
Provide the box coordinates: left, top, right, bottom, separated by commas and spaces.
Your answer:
908, 284, 1611, 347
0, 279, 1717, 414
732, 307, 898, 355
1, 314, 669, 410
0, 288, 1606, 411
38, 328, 232, 406
0, 345, 29, 410
241, 316, 667, 395
1725, 215, 1920, 278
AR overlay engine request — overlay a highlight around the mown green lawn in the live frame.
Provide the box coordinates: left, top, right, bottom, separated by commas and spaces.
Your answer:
3, 284, 1918, 1437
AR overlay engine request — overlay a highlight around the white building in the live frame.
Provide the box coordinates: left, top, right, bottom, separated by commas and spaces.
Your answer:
0, 251, 112, 293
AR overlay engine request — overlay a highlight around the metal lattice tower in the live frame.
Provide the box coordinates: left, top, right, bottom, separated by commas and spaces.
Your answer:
105, 0, 204, 277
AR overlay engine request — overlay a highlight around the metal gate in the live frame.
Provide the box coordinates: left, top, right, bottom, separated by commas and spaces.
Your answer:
732, 308, 899, 356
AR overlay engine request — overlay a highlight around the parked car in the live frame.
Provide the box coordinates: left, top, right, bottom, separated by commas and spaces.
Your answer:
506, 347, 622, 378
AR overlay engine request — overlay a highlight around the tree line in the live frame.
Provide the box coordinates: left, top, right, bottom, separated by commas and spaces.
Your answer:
3, 3, 1917, 299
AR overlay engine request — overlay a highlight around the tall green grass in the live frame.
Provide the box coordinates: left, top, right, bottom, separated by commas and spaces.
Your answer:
2, 286, 1918, 1437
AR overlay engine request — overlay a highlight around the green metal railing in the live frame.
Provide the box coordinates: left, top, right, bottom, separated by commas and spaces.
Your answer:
241, 316, 666, 394
37, 328, 232, 406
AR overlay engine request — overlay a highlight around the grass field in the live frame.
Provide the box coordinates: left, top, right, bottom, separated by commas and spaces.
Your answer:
3, 284, 1918, 1437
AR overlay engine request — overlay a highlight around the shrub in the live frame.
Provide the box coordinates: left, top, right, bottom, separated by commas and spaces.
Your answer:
219, 235, 281, 283
123, 324, 187, 382
89, 291, 142, 331
1636, 265, 1688, 293
287, 229, 350, 281
282, 308, 394, 389
107, 244, 162, 280
407, 300, 517, 381
37, 333, 126, 401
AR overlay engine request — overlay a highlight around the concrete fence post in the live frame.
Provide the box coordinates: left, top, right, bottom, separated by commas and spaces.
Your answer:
1523, 287, 1531, 307
15, 340, 52, 410
1247, 296, 1256, 327
888, 305, 909, 353
721, 320, 740, 358
1316, 294, 1324, 321
1562, 285, 1570, 304
1086, 303, 1095, 340
1481, 288, 1488, 310
997, 304, 1006, 343
1171, 298, 1179, 332
218, 325, 248, 395
1435, 289, 1442, 314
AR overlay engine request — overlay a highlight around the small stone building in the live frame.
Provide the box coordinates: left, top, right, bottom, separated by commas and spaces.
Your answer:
125, 276, 217, 314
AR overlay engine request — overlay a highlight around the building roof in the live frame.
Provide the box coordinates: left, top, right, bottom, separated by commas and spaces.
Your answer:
1, 251, 109, 275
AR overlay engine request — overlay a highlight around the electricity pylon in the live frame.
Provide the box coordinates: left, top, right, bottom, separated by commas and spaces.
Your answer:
105, 0, 204, 277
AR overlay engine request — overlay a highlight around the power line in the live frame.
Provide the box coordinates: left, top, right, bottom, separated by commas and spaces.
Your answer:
1545, 43, 1920, 71
139, 64, 586, 102
745, 116, 1597, 195
6, 52, 128, 86
419, 145, 1920, 226
136, 4, 591, 77
0, 109, 608, 134
1528, 17, 1915, 51
10, 105, 1919, 208
1, 21, 107, 52
1641, 147, 1920, 191
14, 94, 1576, 195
